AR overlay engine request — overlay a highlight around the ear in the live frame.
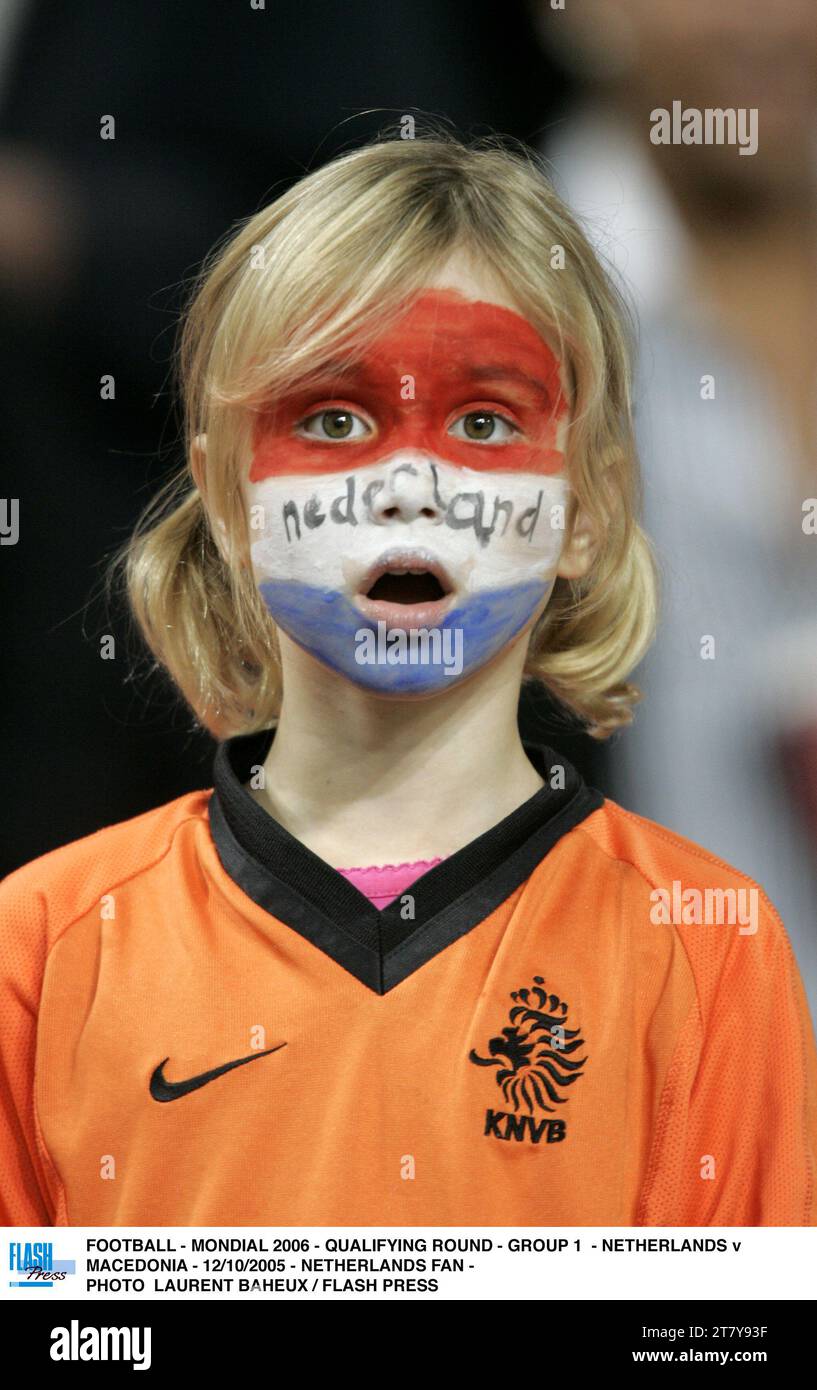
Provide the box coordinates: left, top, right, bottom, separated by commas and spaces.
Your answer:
190, 432, 230, 562
556, 504, 597, 581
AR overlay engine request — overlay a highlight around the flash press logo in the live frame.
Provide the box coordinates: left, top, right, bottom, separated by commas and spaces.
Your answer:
8, 1240, 75, 1288
50, 1321, 152, 1372
355, 621, 463, 676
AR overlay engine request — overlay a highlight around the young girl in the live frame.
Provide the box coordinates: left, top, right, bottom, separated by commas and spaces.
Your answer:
2, 133, 816, 1228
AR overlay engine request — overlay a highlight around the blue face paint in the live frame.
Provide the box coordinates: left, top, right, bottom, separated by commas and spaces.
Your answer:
258, 579, 549, 693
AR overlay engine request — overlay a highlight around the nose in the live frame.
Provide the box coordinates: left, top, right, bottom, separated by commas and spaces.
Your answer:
369, 453, 445, 524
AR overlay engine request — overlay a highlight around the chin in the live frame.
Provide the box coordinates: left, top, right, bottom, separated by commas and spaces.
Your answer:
288, 619, 540, 704
260, 575, 551, 700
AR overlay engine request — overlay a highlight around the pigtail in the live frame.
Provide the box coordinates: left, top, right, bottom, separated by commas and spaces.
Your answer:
122, 476, 281, 739
527, 520, 660, 738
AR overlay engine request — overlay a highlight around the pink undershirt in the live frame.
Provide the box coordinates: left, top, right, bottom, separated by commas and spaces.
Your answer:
337, 858, 446, 909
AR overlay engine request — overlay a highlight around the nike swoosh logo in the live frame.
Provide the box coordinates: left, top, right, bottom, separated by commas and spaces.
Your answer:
150, 1043, 287, 1102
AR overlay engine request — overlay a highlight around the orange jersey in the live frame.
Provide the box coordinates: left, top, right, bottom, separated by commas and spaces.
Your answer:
1, 729, 816, 1227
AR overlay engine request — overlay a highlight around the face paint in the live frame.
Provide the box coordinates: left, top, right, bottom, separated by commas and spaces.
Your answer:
245, 290, 572, 694
250, 291, 568, 481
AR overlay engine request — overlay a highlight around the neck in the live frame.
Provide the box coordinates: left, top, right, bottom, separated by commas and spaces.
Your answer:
252, 634, 544, 866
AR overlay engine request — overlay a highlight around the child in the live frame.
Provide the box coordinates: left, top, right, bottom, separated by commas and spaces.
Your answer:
2, 133, 816, 1227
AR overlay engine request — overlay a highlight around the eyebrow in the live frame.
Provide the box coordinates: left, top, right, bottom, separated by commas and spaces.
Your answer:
298, 359, 558, 405
464, 364, 555, 406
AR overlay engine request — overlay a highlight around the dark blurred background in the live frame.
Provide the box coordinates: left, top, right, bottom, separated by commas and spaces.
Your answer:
2, 0, 816, 1017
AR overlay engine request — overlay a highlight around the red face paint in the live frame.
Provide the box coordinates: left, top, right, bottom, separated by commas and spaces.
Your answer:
249, 290, 568, 482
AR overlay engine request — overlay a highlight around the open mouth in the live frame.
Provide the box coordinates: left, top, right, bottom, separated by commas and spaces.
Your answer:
355, 553, 455, 627
365, 569, 448, 605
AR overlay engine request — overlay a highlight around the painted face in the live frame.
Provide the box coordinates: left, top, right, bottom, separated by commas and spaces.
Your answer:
245, 289, 572, 693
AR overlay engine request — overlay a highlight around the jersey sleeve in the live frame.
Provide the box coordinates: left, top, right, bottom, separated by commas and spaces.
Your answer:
638, 896, 817, 1226
0, 871, 59, 1225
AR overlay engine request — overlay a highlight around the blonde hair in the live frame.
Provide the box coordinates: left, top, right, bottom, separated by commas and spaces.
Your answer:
119, 125, 658, 739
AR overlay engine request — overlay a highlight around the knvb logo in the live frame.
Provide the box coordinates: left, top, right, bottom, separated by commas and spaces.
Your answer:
9, 1240, 76, 1288
469, 974, 587, 1144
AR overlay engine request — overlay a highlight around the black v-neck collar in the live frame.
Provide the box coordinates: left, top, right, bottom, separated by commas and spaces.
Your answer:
208, 727, 603, 994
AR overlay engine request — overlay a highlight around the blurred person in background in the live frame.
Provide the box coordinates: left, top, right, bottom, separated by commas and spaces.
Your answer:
533, 0, 817, 1016
0, 0, 569, 876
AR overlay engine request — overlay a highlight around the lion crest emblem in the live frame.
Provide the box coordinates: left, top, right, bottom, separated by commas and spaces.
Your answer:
469, 975, 587, 1114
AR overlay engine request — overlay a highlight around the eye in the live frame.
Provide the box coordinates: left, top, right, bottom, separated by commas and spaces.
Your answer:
449, 410, 519, 444
296, 408, 371, 442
